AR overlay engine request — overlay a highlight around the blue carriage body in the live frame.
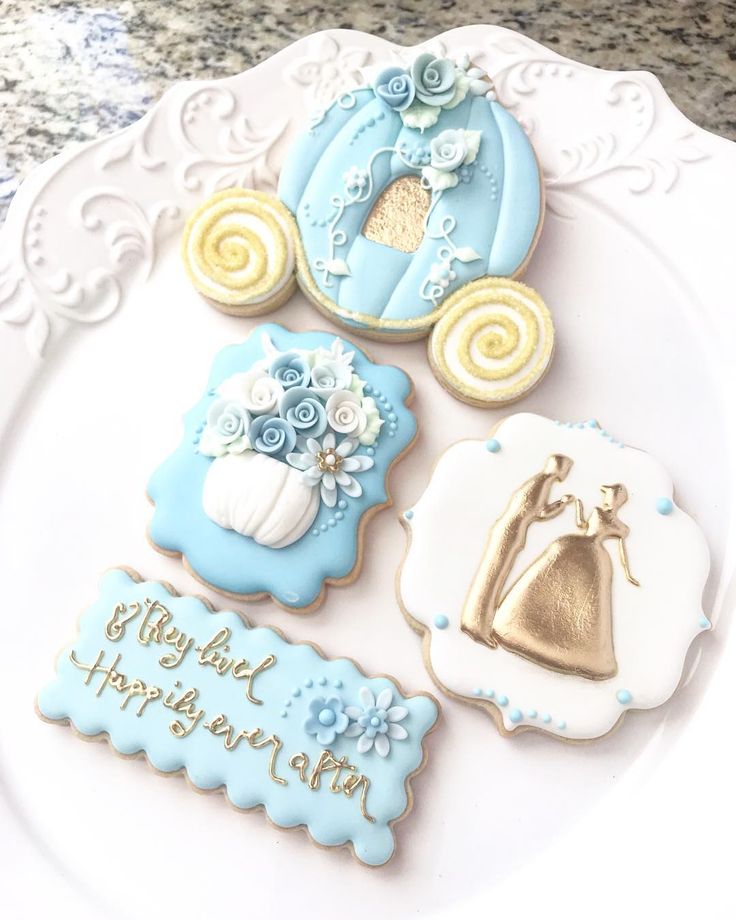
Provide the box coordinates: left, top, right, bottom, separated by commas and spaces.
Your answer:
279, 87, 542, 332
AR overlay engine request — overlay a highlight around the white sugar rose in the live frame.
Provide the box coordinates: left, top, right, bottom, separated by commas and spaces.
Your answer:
326, 390, 368, 439
218, 369, 284, 416
422, 129, 482, 191
358, 396, 384, 446
429, 128, 468, 172
310, 359, 353, 399
429, 128, 481, 171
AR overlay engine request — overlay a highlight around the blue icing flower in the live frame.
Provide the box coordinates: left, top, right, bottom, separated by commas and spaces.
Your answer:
249, 415, 297, 459
278, 386, 328, 439
304, 695, 349, 745
269, 351, 310, 389
410, 53, 456, 106
344, 687, 409, 758
374, 66, 416, 112
198, 399, 252, 457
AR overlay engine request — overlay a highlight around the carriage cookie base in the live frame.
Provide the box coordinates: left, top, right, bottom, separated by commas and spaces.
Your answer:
182, 185, 555, 408
180, 49, 555, 407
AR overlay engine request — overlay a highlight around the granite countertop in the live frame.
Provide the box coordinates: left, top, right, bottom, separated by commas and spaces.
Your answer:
0, 1, 733, 225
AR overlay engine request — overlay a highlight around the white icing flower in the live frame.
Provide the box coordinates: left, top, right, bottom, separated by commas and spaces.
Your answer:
359, 397, 383, 446
310, 359, 353, 399
325, 390, 368, 439
454, 55, 491, 98
343, 165, 369, 193
307, 339, 356, 372
421, 129, 482, 191
430, 129, 468, 171
428, 261, 457, 290
286, 432, 374, 507
217, 370, 284, 416
344, 687, 409, 758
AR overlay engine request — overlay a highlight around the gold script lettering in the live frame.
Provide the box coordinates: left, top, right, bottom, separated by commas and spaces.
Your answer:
204, 713, 286, 785
288, 749, 374, 822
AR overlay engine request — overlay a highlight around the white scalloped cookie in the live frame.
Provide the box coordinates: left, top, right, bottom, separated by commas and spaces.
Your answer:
398, 413, 711, 741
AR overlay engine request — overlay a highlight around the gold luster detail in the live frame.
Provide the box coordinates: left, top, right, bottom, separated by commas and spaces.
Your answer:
362, 175, 431, 254
287, 749, 375, 823
316, 447, 343, 473
181, 188, 294, 307
429, 278, 554, 404
462, 458, 640, 680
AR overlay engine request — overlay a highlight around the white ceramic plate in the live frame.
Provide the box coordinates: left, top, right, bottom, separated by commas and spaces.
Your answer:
1, 26, 735, 918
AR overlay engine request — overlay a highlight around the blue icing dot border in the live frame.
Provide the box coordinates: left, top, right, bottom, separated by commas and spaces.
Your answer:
148, 325, 416, 608
553, 418, 625, 448
468, 684, 567, 732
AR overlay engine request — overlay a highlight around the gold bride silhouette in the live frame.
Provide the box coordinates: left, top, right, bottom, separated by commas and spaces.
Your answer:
461, 458, 639, 680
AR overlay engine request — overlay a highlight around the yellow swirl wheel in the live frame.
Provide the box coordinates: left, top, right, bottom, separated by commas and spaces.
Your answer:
181, 188, 297, 316
428, 277, 555, 406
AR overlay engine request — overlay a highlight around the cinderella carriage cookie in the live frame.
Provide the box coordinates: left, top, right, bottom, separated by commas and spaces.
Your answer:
181, 54, 552, 407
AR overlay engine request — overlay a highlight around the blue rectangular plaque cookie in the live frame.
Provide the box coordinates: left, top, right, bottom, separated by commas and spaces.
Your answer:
37, 569, 439, 866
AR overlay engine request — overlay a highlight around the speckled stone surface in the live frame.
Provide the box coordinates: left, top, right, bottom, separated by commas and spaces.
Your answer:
0, 1, 734, 224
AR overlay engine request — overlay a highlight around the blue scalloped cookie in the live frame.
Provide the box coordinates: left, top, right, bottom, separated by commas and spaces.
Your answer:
147, 324, 416, 610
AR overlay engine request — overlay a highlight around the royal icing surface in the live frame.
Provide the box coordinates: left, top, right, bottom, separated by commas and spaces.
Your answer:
148, 324, 416, 608
182, 189, 297, 311
37, 569, 438, 866
278, 54, 542, 335
398, 414, 711, 741
428, 277, 554, 405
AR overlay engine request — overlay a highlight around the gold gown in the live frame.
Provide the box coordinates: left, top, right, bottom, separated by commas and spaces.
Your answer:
491, 506, 628, 680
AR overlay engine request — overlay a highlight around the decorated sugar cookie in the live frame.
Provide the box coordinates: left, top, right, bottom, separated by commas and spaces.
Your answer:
398, 414, 711, 741
37, 569, 439, 866
182, 189, 298, 315
148, 324, 416, 611
181, 53, 552, 406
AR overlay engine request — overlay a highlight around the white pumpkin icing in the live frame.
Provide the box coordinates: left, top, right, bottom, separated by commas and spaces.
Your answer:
203, 451, 320, 548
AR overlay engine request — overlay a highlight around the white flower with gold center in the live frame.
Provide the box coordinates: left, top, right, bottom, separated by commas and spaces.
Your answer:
286, 432, 374, 507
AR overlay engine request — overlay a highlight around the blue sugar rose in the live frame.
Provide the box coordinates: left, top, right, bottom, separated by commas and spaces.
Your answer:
249, 415, 297, 459
278, 386, 328, 439
410, 53, 456, 106
269, 351, 310, 389
374, 66, 416, 112
198, 399, 252, 457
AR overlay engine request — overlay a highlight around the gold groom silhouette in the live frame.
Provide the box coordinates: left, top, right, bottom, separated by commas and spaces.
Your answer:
460, 454, 574, 647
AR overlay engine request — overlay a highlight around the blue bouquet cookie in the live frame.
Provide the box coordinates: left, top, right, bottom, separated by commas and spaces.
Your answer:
148, 324, 416, 610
